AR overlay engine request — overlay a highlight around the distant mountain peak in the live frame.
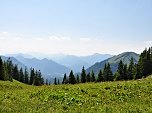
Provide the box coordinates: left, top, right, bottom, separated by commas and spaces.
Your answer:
86, 52, 139, 75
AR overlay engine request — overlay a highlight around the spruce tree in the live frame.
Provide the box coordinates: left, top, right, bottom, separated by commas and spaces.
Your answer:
24, 67, 29, 84
29, 68, 35, 85
38, 70, 44, 85
86, 72, 91, 82
91, 71, 95, 82
69, 70, 76, 84
12, 65, 19, 81
7, 58, 13, 82
34, 70, 39, 86
81, 66, 86, 83
117, 60, 124, 80
0, 56, 4, 80
135, 64, 142, 79
19, 68, 24, 83
62, 73, 67, 84
2, 61, 8, 80
76, 74, 79, 83
97, 70, 103, 82
128, 57, 134, 80
103, 63, 113, 81
123, 64, 128, 80
54, 77, 57, 85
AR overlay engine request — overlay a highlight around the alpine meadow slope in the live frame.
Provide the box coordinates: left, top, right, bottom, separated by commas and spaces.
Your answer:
0, 76, 152, 113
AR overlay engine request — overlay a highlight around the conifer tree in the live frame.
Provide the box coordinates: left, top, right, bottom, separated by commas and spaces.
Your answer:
2, 61, 8, 80
135, 64, 142, 79
117, 60, 124, 80
38, 70, 44, 85
19, 68, 24, 83
0, 56, 4, 80
24, 67, 29, 84
29, 68, 35, 85
69, 70, 76, 84
128, 57, 134, 80
103, 63, 113, 81
62, 73, 67, 84
76, 74, 79, 83
86, 72, 91, 82
97, 70, 103, 82
91, 71, 95, 82
81, 66, 86, 83
54, 77, 57, 85
34, 70, 39, 86
123, 64, 128, 80
12, 65, 19, 81
7, 58, 13, 82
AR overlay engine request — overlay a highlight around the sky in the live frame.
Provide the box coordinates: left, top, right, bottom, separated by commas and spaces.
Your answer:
0, 0, 152, 56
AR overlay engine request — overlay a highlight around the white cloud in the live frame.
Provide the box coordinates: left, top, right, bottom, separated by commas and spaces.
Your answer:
0, 37, 5, 40
35, 37, 43, 41
13, 37, 22, 41
2, 32, 8, 35
145, 41, 152, 44
49, 35, 70, 41
79, 38, 91, 41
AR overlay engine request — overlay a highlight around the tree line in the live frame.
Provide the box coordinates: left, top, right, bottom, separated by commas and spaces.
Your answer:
54, 47, 152, 85
0, 57, 44, 86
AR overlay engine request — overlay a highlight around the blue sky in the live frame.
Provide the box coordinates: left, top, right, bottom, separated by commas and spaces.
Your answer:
0, 0, 152, 56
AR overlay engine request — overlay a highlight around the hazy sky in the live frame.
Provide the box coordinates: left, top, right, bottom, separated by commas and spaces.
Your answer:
0, 0, 152, 56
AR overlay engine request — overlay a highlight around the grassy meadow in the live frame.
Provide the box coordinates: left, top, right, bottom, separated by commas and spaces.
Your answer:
0, 76, 152, 113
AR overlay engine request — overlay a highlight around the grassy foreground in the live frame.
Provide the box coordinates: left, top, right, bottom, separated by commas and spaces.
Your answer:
0, 76, 152, 113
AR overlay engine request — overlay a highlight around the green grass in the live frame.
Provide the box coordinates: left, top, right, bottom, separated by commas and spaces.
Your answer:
0, 76, 152, 113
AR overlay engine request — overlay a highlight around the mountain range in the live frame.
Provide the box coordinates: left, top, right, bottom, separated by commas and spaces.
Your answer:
3, 52, 139, 79
86, 52, 139, 75
49, 53, 113, 72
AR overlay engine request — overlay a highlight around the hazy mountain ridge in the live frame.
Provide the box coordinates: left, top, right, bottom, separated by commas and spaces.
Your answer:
86, 52, 139, 75
15, 56, 71, 79
50, 53, 113, 72
1, 56, 27, 69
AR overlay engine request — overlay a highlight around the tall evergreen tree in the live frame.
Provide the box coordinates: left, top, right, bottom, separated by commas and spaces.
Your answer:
24, 67, 29, 84
103, 63, 113, 81
3, 61, 8, 80
62, 73, 67, 84
86, 72, 91, 82
7, 58, 13, 82
135, 64, 142, 79
19, 68, 24, 83
69, 70, 76, 84
91, 71, 95, 82
81, 66, 86, 83
38, 70, 44, 85
29, 68, 35, 85
0, 56, 4, 80
97, 70, 103, 82
123, 64, 128, 80
54, 77, 57, 85
117, 60, 124, 80
76, 74, 79, 83
128, 57, 134, 80
12, 65, 19, 81
34, 70, 40, 86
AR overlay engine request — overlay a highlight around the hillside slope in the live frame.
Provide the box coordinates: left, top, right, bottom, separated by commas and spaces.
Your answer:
86, 52, 139, 75
0, 76, 152, 113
